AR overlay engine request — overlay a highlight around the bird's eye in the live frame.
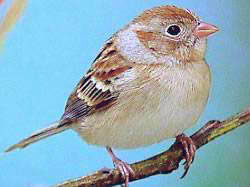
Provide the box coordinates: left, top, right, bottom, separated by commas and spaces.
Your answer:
166, 25, 181, 36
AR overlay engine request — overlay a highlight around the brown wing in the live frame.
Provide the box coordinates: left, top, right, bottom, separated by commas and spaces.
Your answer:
60, 38, 133, 123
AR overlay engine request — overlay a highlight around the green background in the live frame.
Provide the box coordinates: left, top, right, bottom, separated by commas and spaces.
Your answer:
0, 0, 250, 186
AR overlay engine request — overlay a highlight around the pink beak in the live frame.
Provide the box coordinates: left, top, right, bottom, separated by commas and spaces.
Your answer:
193, 21, 219, 38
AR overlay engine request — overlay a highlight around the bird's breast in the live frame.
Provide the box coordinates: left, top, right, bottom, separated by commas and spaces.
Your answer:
74, 63, 211, 149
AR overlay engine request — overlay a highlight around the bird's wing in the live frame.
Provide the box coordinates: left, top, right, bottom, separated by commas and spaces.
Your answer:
61, 38, 133, 123
4, 38, 135, 152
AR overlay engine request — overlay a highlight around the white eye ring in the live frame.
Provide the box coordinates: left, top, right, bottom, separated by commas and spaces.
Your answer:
165, 24, 182, 37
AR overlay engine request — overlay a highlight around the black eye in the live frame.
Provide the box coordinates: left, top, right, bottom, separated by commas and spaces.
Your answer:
166, 25, 181, 36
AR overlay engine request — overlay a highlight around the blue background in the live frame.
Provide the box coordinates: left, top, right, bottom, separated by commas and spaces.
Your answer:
0, 0, 250, 186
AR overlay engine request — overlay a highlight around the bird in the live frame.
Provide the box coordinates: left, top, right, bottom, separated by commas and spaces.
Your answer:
5, 5, 218, 186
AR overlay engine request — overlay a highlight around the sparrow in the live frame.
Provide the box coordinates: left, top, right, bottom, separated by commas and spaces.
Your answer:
5, 5, 218, 186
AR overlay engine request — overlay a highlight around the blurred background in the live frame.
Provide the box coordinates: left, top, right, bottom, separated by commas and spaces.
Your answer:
0, 0, 250, 186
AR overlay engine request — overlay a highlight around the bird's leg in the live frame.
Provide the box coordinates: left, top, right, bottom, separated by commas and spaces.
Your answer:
106, 147, 135, 187
175, 133, 196, 178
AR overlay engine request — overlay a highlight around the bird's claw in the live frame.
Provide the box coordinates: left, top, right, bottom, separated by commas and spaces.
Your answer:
106, 147, 134, 187
113, 158, 135, 186
175, 133, 196, 178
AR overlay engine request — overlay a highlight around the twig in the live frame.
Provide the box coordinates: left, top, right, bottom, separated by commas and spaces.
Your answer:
56, 107, 250, 187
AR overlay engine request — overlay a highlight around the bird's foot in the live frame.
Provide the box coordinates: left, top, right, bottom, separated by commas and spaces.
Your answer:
106, 147, 135, 187
175, 133, 196, 178
113, 158, 134, 187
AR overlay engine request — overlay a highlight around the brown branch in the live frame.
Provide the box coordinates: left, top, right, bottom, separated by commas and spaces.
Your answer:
56, 107, 250, 187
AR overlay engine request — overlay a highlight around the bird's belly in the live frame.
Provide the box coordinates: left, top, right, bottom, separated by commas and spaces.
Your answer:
73, 64, 211, 149
73, 81, 209, 149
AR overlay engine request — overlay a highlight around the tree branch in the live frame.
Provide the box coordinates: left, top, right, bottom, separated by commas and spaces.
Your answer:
56, 107, 250, 187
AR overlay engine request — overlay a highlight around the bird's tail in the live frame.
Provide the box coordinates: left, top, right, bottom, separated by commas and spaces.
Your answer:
5, 121, 71, 153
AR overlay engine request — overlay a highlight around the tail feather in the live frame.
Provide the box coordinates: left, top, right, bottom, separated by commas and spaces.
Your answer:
5, 121, 71, 153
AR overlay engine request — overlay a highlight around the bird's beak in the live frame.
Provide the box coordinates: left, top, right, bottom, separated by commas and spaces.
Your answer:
193, 21, 219, 38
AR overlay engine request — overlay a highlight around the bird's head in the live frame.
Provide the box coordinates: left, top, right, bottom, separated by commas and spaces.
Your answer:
116, 6, 219, 65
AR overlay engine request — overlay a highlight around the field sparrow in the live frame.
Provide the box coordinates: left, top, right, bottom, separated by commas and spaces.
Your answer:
5, 5, 218, 186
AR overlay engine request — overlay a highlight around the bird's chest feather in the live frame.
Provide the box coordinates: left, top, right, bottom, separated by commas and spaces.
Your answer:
76, 63, 211, 149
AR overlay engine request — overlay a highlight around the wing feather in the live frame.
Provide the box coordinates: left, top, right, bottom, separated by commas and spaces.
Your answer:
61, 38, 133, 123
